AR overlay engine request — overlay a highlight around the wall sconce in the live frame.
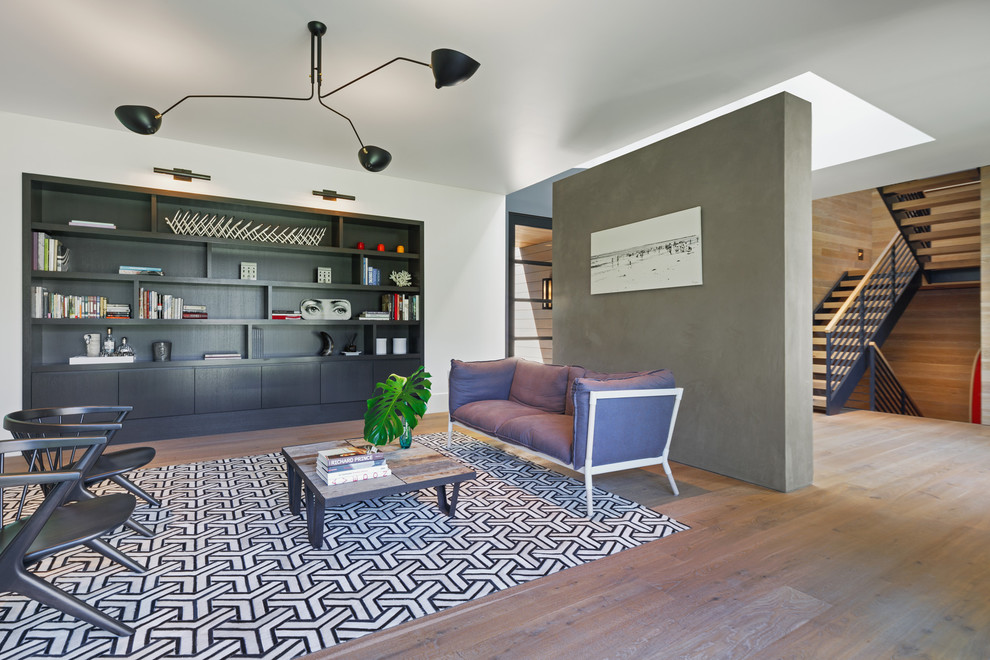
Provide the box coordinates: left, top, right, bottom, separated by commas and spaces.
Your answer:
857, 248, 864, 261
313, 189, 356, 201
154, 167, 211, 182
542, 277, 552, 310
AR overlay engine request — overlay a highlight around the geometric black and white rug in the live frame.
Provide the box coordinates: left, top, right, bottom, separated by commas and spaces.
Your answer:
0, 431, 688, 659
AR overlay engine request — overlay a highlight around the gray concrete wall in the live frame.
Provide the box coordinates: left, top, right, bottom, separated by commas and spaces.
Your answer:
553, 93, 812, 491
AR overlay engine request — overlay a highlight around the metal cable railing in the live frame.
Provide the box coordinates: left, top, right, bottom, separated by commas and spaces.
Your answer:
867, 342, 922, 416
821, 232, 920, 408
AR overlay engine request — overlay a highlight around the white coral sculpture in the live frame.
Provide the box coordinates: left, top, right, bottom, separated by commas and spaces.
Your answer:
390, 270, 412, 287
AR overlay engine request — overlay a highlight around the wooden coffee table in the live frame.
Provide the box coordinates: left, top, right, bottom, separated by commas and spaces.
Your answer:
281, 438, 476, 549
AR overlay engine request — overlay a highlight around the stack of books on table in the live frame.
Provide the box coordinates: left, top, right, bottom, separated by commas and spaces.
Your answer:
316, 447, 391, 485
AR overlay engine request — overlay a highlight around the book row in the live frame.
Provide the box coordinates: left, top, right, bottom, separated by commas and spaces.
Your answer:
30, 287, 132, 319
32, 232, 69, 272
381, 293, 420, 321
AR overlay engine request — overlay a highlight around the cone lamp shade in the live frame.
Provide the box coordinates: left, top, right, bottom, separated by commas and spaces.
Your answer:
431, 49, 481, 88
115, 105, 163, 134
359, 146, 392, 172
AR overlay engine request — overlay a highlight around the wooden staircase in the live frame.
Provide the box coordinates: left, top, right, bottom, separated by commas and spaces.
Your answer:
879, 169, 981, 280
813, 269, 866, 410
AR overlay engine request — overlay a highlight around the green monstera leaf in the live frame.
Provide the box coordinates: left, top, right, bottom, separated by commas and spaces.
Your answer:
363, 367, 432, 447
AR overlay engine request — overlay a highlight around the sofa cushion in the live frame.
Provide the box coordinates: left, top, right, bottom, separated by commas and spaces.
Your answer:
571, 370, 677, 467
508, 360, 570, 413
563, 366, 587, 417
451, 399, 546, 435
496, 414, 574, 464
449, 357, 518, 411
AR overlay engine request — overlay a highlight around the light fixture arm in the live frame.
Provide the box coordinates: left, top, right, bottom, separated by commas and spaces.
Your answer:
320, 57, 430, 99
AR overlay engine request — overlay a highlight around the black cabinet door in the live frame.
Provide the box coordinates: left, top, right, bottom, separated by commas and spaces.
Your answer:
31, 371, 118, 409
194, 366, 262, 414
262, 363, 320, 408
119, 368, 195, 419
321, 361, 374, 403
373, 359, 423, 385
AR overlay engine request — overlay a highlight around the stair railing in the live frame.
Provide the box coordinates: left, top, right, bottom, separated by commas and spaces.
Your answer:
822, 231, 920, 412
867, 341, 922, 416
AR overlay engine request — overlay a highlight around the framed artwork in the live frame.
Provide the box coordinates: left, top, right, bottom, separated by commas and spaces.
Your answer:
590, 206, 702, 295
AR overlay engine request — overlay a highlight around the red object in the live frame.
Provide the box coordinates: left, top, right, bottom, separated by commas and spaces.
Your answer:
971, 350, 981, 424
356, 241, 365, 250
376, 243, 385, 251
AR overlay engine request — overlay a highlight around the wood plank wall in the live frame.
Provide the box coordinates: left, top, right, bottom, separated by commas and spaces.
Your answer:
514, 242, 553, 363
981, 166, 990, 424
874, 286, 979, 422
812, 190, 874, 303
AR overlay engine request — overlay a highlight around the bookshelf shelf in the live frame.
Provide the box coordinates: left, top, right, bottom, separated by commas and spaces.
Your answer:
23, 173, 425, 442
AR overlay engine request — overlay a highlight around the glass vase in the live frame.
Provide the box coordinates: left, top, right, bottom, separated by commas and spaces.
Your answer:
399, 422, 413, 449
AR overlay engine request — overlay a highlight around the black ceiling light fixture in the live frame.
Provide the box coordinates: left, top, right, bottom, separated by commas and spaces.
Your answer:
114, 20, 480, 173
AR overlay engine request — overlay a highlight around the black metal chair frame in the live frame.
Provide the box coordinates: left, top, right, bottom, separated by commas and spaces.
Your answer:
4, 406, 160, 538
0, 435, 138, 635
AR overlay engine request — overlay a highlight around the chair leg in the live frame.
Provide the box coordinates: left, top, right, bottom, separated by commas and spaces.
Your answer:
124, 517, 155, 537
109, 474, 162, 507
85, 538, 145, 573
663, 460, 680, 496
585, 472, 594, 517
447, 417, 453, 449
11, 565, 134, 636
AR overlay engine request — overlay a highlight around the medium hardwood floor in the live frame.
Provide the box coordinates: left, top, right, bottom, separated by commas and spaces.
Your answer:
131, 411, 990, 659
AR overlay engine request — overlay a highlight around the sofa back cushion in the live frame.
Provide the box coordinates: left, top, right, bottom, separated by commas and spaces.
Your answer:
448, 357, 519, 412
508, 359, 570, 413
564, 366, 587, 416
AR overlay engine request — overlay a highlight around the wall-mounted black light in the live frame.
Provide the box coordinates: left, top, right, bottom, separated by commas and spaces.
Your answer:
542, 277, 552, 310
313, 189, 356, 202
154, 167, 211, 182
115, 21, 480, 174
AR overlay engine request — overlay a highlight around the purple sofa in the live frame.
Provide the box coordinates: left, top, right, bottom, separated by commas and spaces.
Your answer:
447, 357, 683, 514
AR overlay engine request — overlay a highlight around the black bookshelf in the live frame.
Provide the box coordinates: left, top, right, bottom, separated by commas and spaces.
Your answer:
22, 173, 424, 442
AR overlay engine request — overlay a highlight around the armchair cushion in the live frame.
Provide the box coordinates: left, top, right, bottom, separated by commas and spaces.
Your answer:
451, 399, 545, 435
449, 358, 519, 412
496, 414, 574, 464
508, 360, 570, 413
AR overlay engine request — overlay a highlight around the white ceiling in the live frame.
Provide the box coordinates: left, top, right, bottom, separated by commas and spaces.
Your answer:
2, 0, 989, 198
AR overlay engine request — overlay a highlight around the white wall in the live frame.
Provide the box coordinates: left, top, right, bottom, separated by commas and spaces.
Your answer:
0, 111, 506, 417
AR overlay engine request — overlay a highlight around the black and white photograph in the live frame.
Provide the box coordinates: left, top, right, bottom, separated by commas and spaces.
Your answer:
590, 206, 703, 295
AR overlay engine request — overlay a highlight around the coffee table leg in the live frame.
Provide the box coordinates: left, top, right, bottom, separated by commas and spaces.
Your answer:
304, 486, 326, 549
436, 482, 461, 517
287, 464, 301, 516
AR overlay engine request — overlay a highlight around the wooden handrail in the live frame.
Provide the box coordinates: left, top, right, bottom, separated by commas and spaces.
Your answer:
824, 232, 902, 334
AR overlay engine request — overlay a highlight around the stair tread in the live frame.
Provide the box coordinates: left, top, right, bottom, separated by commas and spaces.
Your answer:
924, 257, 980, 270
907, 221, 979, 242
899, 206, 979, 227
881, 169, 980, 195
891, 187, 981, 212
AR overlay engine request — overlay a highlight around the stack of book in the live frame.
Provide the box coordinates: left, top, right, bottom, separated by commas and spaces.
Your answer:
33, 232, 70, 272
316, 447, 391, 485
204, 352, 242, 360
182, 304, 208, 319
119, 265, 163, 276
68, 220, 116, 229
105, 302, 132, 319
359, 310, 390, 321
271, 309, 302, 320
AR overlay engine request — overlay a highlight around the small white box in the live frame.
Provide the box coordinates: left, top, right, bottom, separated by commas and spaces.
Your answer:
375, 337, 388, 355
392, 338, 407, 354
317, 267, 332, 284
240, 262, 258, 280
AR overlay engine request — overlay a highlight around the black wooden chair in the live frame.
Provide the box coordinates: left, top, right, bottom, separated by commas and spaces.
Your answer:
0, 434, 139, 635
4, 406, 160, 538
